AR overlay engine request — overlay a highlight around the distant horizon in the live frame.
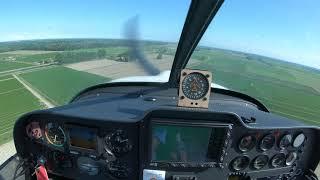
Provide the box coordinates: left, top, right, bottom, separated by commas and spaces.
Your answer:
0, 0, 319, 70
0, 37, 319, 72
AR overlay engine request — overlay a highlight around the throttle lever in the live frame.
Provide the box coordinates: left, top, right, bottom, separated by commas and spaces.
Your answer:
31, 156, 49, 180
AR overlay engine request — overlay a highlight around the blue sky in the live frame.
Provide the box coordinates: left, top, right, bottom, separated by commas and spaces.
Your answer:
0, 0, 319, 69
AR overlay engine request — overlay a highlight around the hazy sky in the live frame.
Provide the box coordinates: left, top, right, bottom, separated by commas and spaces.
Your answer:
0, 0, 319, 69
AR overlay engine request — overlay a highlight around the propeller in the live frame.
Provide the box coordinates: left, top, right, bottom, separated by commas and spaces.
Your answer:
123, 16, 161, 76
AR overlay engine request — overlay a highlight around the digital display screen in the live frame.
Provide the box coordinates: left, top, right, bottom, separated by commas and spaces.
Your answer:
151, 124, 217, 162
69, 126, 97, 150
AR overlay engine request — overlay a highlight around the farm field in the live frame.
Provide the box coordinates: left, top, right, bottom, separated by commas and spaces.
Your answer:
0, 75, 13, 81
0, 75, 41, 144
0, 50, 59, 55
0, 61, 32, 72
189, 48, 320, 125
20, 66, 110, 105
66, 53, 175, 79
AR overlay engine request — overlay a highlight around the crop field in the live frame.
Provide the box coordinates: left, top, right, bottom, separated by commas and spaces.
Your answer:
0, 76, 41, 144
0, 75, 13, 81
189, 48, 320, 125
0, 50, 59, 55
20, 66, 110, 105
0, 61, 32, 72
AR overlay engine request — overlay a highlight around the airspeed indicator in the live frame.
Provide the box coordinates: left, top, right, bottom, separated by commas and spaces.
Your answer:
45, 122, 66, 147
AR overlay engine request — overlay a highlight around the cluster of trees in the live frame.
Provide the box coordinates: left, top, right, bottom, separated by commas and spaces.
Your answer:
54, 49, 109, 64
52, 48, 137, 64
0, 39, 127, 52
156, 47, 171, 59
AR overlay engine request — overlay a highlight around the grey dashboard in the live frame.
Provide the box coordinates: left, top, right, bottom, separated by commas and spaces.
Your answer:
13, 83, 320, 180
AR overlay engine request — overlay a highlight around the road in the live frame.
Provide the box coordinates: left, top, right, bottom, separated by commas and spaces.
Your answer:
12, 74, 54, 108
0, 63, 56, 77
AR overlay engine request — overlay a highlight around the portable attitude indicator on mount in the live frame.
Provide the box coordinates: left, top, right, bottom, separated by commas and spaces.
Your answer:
178, 69, 212, 108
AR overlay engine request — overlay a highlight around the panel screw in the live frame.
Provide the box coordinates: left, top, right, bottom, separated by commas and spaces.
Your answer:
180, 96, 185, 99
203, 97, 207, 101
182, 72, 187, 76
206, 74, 210, 78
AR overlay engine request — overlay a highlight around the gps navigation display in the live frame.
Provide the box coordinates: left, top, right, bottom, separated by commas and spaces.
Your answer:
151, 124, 214, 162
69, 126, 97, 150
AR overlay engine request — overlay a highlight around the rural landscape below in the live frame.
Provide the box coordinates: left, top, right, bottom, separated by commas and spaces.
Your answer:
1, 38, 320, 145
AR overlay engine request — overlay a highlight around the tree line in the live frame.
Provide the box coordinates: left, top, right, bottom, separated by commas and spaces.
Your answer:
0, 39, 167, 53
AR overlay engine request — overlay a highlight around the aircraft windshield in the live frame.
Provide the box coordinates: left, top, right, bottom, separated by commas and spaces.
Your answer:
0, 0, 190, 145
187, 0, 320, 125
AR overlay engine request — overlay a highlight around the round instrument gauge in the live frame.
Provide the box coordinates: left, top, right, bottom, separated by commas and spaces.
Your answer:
260, 134, 275, 151
271, 154, 285, 168
25, 122, 42, 139
181, 72, 210, 100
279, 134, 292, 149
230, 156, 250, 171
293, 133, 305, 148
286, 152, 297, 166
44, 123, 66, 147
106, 130, 132, 156
238, 135, 256, 152
252, 155, 269, 170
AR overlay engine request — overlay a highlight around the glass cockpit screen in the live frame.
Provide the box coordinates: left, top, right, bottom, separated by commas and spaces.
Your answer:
151, 123, 221, 162
69, 126, 97, 150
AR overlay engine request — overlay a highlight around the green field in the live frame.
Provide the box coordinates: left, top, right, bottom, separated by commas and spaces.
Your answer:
0, 76, 41, 144
0, 61, 31, 72
20, 66, 110, 105
0, 75, 13, 80
189, 48, 320, 125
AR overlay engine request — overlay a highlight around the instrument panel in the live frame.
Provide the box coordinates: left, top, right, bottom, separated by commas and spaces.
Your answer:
18, 110, 318, 180
12, 84, 320, 180
227, 127, 311, 179
23, 119, 139, 179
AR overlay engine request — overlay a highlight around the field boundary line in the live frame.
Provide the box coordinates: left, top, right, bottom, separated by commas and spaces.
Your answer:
271, 109, 320, 124
0, 63, 55, 76
0, 77, 14, 82
13, 74, 54, 108
2, 59, 35, 65
16, 75, 59, 105
16, 64, 58, 75
0, 130, 13, 137
0, 87, 24, 95
0, 127, 15, 135
264, 100, 319, 118
259, 97, 319, 114
0, 106, 39, 119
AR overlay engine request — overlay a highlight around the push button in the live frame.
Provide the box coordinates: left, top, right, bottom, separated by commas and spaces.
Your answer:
172, 175, 197, 180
